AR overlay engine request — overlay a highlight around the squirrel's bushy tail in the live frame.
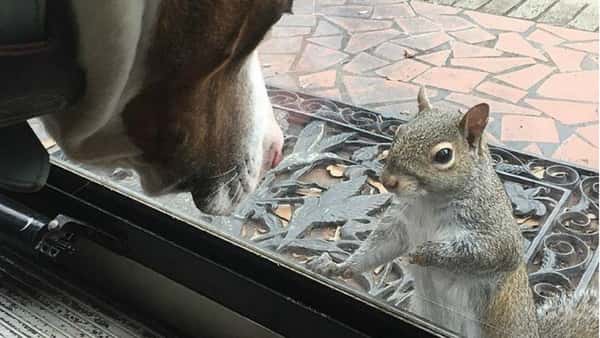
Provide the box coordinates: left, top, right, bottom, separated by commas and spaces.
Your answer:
536, 287, 598, 338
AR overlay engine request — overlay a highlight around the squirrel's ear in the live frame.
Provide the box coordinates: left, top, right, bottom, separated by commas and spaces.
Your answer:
459, 103, 490, 149
417, 86, 432, 112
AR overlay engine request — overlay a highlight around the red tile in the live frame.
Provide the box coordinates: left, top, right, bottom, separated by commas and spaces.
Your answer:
523, 143, 543, 155
563, 41, 599, 55
495, 64, 555, 90
343, 52, 389, 73
312, 88, 343, 101
307, 35, 344, 50
295, 44, 349, 72
537, 24, 599, 42
524, 99, 598, 125
449, 27, 496, 44
430, 15, 473, 32
271, 27, 312, 37
501, 115, 559, 143
260, 54, 296, 77
552, 135, 598, 169
411, 1, 462, 16
325, 17, 393, 33
313, 20, 343, 36
544, 46, 586, 72
465, 11, 534, 32
413, 67, 488, 93
450, 57, 535, 73
495, 32, 547, 61
451, 41, 503, 58
265, 73, 298, 90
416, 50, 451, 66
526, 29, 565, 46
446, 93, 542, 116
537, 71, 598, 103
373, 42, 416, 61
485, 131, 504, 145
343, 75, 420, 105
376, 59, 431, 81
345, 29, 402, 54
259, 36, 304, 54
476, 81, 527, 103
394, 17, 441, 34
278, 14, 317, 27
299, 70, 337, 89
320, 5, 373, 18
393, 32, 452, 51
372, 4, 415, 18
576, 124, 599, 147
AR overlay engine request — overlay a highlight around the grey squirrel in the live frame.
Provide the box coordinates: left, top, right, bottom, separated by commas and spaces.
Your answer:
307, 88, 598, 338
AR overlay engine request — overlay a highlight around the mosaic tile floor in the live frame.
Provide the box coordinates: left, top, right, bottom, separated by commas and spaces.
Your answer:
258, 0, 599, 169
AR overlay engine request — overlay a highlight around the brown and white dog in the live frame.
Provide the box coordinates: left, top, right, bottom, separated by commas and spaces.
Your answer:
41, 1, 291, 215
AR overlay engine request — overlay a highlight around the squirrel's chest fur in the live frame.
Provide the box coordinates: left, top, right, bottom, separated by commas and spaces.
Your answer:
402, 197, 493, 338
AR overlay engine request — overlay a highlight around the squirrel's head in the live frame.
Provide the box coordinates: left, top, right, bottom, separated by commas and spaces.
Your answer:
381, 87, 490, 196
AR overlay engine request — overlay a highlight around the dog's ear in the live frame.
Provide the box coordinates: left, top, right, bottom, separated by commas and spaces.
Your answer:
229, 0, 293, 60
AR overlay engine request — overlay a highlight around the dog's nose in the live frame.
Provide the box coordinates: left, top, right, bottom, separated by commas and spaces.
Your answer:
381, 173, 399, 190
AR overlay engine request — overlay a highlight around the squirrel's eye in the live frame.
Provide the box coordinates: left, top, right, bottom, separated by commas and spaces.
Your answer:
434, 148, 453, 164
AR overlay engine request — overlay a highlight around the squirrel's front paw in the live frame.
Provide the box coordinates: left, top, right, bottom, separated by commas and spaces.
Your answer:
306, 253, 352, 278
409, 241, 444, 266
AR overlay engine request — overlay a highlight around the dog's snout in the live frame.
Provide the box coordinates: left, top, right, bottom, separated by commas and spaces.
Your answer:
381, 173, 399, 190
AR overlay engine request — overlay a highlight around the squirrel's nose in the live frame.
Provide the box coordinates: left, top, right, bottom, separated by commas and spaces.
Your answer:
381, 173, 399, 190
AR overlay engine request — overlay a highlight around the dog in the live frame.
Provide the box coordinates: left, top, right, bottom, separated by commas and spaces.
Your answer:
40, 0, 291, 215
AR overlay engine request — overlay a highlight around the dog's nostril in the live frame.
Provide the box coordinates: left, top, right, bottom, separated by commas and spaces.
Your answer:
381, 174, 399, 190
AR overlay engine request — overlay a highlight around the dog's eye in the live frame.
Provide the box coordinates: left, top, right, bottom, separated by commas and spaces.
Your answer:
434, 148, 452, 164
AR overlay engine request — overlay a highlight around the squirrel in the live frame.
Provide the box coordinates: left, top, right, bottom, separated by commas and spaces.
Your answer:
307, 87, 598, 338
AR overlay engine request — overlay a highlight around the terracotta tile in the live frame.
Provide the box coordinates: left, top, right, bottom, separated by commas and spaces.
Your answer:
523, 143, 543, 155
311, 88, 343, 101
451, 41, 503, 58
465, 11, 534, 32
485, 131, 504, 146
343, 52, 389, 73
495, 64, 555, 90
476, 81, 527, 103
449, 27, 496, 44
259, 36, 304, 54
278, 14, 317, 27
320, 5, 373, 18
393, 32, 451, 51
372, 4, 415, 18
563, 41, 599, 55
544, 46, 585, 72
307, 35, 344, 49
526, 29, 565, 46
524, 98, 598, 125
495, 32, 547, 61
376, 59, 431, 81
271, 27, 312, 37
292, 0, 316, 14
266, 73, 298, 90
373, 42, 417, 61
394, 17, 441, 34
537, 71, 598, 103
411, 1, 462, 17
537, 24, 599, 41
552, 135, 598, 168
576, 124, 599, 147
345, 29, 402, 54
416, 50, 451, 66
413, 67, 488, 93
299, 70, 337, 89
450, 57, 535, 73
313, 20, 343, 36
343, 75, 420, 105
295, 44, 349, 72
446, 93, 542, 116
501, 115, 559, 143
260, 54, 297, 77
429, 15, 473, 32
325, 17, 393, 33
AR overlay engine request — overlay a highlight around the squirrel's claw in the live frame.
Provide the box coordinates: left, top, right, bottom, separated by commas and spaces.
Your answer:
306, 253, 352, 278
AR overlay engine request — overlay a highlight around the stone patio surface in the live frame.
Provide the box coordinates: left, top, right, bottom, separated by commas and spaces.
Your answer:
258, 0, 599, 169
